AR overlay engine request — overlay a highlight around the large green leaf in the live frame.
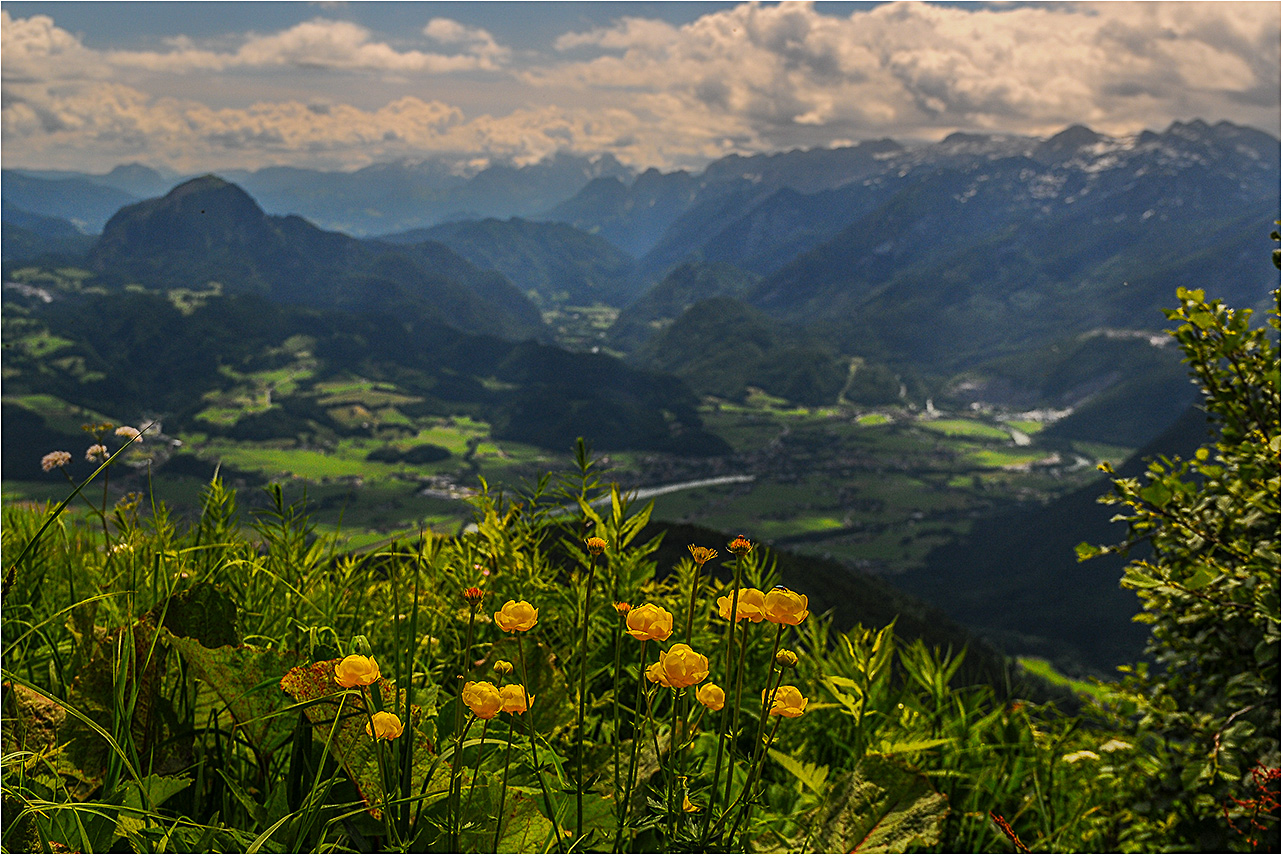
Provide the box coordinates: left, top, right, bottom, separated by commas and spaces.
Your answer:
279, 659, 439, 821
808, 755, 949, 853
163, 630, 304, 754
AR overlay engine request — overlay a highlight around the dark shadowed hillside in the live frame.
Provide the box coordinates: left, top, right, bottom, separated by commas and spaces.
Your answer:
88, 176, 546, 342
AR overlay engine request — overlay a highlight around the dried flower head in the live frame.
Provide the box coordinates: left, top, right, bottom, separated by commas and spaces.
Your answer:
688, 544, 718, 565
613, 601, 632, 616
463, 587, 485, 607
366, 711, 403, 740
585, 536, 607, 556
41, 451, 71, 472
115, 426, 142, 444
85, 444, 108, 464
727, 535, 752, 556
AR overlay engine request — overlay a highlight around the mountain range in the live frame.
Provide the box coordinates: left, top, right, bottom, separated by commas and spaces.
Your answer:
5, 118, 1278, 444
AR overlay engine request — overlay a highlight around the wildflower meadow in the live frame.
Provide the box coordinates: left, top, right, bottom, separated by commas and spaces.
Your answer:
1, 281, 1278, 853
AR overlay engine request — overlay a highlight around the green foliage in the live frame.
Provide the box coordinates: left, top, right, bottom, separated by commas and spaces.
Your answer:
6, 257, 1280, 852
1081, 281, 1281, 850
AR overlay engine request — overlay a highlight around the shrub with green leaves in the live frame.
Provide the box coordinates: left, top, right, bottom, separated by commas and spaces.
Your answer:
1081, 276, 1280, 851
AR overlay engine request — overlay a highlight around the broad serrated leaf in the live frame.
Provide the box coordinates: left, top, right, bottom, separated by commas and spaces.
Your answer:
164, 630, 304, 753
808, 755, 949, 854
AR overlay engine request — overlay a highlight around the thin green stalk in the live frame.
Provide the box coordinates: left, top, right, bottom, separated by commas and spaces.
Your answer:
447, 714, 477, 852
684, 561, 702, 642
702, 554, 745, 844
666, 687, 681, 840
492, 718, 517, 852
728, 717, 783, 845
724, 620, 751, 810
575, 550, 599, 844
516, 636, 564, 852
462, 718, 489, 827
749, 625, 785, 763
611, 617, 624, 815
615, 638, 648, 853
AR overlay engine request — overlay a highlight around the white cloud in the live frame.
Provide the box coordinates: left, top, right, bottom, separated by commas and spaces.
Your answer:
2, 3, 1277, 173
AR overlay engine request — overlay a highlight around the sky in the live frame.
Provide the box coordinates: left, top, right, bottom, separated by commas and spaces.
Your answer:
2, 1, 1279, 175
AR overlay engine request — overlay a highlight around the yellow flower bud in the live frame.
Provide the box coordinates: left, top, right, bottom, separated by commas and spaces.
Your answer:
462, 680, 503, 720
334, 654, 380, 688
696, 682, 726, 712
727, 535, 752, 556
763, 587, 809, 625
654, 644, 709, 689
494, 600, 539, 633
500, 683, 530, 715
493, 660, 514, 675
775, 649, 800, 669
366, 711, 403, 740
626, 603, 674, 642
763, 685, 808, 717
716, 588, 766, 623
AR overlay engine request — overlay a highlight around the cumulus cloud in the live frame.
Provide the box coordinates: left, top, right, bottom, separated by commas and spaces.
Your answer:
530, 1, 1279, 144
2, 2, 1277, 173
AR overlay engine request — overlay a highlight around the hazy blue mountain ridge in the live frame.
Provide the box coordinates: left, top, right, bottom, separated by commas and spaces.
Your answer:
88, 176, 546, 342
381, 217, 642, 308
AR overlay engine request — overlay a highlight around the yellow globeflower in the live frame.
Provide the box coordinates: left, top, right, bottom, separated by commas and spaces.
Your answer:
645, 661, 669, 687
716, 588, 766, 623
335, 654, 381, 688
366, 711, 404, 740
696, 682, 726, 711
462, 681, 504, 720
655, 644, 709, 689
764, 587, 809, 625
500, 683, 530, 714
626, 603, 674, 642
763, 685, 809, 718
494, 600, 539, 633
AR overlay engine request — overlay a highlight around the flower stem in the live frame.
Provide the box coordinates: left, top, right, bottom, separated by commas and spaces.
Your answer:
702, 554, 744, 844
493, 718, 516, 852
448, 714, 476, 852
575, 551, 599, 845
517, 636, 564, 852
461, 719, 489, 828
615, 639, 648, 853
724, 620, 750, 809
